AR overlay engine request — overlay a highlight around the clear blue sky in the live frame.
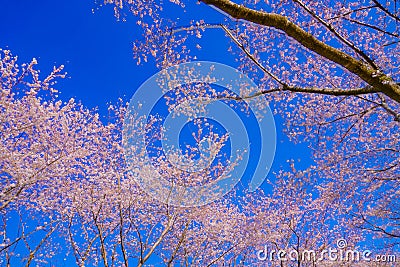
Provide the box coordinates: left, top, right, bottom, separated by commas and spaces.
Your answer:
0, 0, 153, 115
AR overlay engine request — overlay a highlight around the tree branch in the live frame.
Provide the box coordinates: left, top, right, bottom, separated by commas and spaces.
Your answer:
200, 0, 400, 103
343, 17, 399, 38
372, 0, 400, 22
293, 0, 379, 69
218, 85, 377, 101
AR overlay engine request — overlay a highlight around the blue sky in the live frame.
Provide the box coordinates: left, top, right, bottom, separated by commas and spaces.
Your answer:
0, 0, 151, 114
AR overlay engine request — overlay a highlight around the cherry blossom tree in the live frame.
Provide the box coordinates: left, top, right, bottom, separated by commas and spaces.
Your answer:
0, 49, 123, 266
102, 0, 400, 259
1, 0, 400, 265
0, 50, 264, 266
